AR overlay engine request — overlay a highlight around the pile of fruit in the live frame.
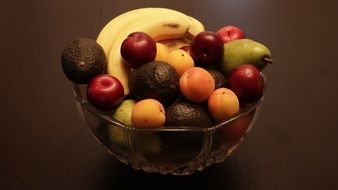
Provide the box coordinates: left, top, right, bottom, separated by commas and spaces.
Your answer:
61, 7, 272, 131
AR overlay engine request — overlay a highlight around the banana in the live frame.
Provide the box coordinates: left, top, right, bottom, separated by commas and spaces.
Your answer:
97, 8, 205, 95
97, 7, 204, 55
97, 7, 156, 54
107, 14, 194, 95
187, 16, 205, 36
158, 38, 190, 52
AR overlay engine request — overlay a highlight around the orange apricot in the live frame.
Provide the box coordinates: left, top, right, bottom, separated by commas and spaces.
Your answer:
166, 49, 194, 76
179, 67, 215, 103
208, 88, 240, 121
131, 99, 165, 128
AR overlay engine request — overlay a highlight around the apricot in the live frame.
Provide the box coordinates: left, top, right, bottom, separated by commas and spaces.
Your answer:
154, 43, 169, 62
131, 99, 166, 128
208, 88, 239, 122
179, 67, 215, 103
166, 49, 194, 76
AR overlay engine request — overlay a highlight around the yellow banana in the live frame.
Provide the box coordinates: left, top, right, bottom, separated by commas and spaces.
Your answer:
107, 13, 194, 95
97, 7, 157, 54
97, 7, 205, 95
97, 7, 204, 55
187, 16, 205, 36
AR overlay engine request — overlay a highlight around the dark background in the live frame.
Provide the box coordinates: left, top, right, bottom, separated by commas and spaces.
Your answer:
1, 0, 338, 189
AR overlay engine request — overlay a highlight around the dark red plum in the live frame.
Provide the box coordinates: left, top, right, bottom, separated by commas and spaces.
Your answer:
190, 31, 224, 67
227, 64, 263, 103
86, 74, 124, 111
121, 32, 156, 68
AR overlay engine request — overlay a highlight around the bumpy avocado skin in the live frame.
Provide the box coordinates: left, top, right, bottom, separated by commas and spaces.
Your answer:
61, 38, 106, 84
207, 69, 226, 89
165, 101, 213, 128
129, 61, 179, 105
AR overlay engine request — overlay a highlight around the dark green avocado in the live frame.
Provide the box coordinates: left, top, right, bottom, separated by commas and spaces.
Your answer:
61, 38, 106, 84
129, 61, 179, 105
165, 100, 213, 128
207, 69, 226, 89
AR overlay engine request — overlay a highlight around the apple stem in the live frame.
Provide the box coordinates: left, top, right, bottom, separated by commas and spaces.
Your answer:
263, 57, 274, 64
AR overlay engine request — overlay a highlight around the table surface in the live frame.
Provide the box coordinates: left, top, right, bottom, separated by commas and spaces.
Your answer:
1, 0, 338, 189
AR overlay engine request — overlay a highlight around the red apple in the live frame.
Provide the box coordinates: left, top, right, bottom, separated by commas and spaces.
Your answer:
121, 32, 156, 68
222, 114, 252, 143
216, 25, 245, 43
190, 31, 224, 66
227, 64, 263, 103
86, 74, 124, 111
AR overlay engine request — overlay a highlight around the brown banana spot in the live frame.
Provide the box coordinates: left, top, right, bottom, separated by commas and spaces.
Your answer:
163, 23, 180, 28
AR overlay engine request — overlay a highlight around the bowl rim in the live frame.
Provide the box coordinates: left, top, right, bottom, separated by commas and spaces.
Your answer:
74, 73, 267, 133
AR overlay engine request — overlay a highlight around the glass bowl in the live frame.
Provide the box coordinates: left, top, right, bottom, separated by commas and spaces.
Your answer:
72, 73, 267, 175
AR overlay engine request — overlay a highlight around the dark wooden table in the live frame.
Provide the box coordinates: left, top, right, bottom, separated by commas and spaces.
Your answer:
1, 0, 338, 189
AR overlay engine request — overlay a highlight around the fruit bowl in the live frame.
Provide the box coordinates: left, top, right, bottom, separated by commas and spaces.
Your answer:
71, 73, 267, 175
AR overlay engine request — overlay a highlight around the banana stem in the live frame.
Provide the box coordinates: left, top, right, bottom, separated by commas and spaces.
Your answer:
263, 57, 274, 64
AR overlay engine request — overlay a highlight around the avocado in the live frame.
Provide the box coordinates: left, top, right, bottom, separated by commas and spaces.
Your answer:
165, 101, 213, 128
161, 101, 211, 158
129, 61, 179, 105
61, 38, 107, 84
207, 69, 226, 89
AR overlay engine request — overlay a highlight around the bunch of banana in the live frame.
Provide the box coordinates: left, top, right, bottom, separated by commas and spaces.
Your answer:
96, 7, 205, 95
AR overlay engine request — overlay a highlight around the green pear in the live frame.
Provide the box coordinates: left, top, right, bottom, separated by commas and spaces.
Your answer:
136, 133, 162, 155
220, 39, 272, 75
108, 99, 136, 149
108, 125, 127, 149
112, 99, 136, 127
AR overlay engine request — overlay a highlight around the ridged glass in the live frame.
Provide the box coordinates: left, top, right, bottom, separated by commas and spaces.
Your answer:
72, 74, 267, 175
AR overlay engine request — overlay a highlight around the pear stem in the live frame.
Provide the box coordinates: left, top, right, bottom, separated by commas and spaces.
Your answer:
263, 57, 274, 64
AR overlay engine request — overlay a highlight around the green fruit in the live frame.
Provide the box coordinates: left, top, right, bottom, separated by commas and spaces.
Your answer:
108, 125, 163, 154
61, 38, 107, 84
107, 125, 127, 149
108, 99, 136, 149
112, 99, 136, 127
129, 61, 179, 105
220, 39, 272, 75
206, 69, 226, 89
165, 101, 213, 128
136, 133, 162, 155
